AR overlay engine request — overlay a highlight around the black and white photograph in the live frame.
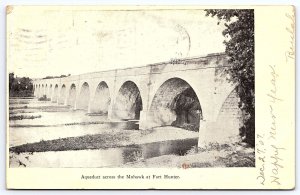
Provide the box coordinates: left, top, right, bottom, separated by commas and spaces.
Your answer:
7, 7, 256, 169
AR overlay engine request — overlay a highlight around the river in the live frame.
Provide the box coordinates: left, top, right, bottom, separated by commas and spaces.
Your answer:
9, 98, 199, 168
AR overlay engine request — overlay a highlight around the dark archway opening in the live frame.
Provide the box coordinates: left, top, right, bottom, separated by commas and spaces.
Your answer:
49, 84, 52, 99
41, 84, 44, 96
37, 84, 40, 97
53, 84, 59, 102
170, 87, 202, 131
150, 78, 202, 132
113, 81, 142, 120
91, 81, 110, 115
58, 85, 66, 104
77, 82, 90, 111
45, 84, 48, 97
68, 84, 76, 108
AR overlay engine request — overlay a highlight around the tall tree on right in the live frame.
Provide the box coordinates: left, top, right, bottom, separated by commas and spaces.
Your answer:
205, 9, 255, 146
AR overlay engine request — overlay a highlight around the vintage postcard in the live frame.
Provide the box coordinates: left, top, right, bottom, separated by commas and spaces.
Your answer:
6, 5, 295, 189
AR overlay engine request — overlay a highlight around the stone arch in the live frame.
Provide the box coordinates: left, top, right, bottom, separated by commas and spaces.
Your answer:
58, 84, 67, 104
77, 82, 90, 110
45, 84, 48, 97
149, 77, 202, 132
112, 80, 143, 120
52, 84, 59, 103
35, 85, 38, 97
41, 84, 44, 96
38, 84, 41, 97
67, 83, 77, 108
90, 81, 110, 114
49, 84, 53, 99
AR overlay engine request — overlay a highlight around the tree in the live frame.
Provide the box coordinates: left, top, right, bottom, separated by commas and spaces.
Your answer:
205, 9, 255, 146
9, 72, 15, 92
9, 73, 34, 97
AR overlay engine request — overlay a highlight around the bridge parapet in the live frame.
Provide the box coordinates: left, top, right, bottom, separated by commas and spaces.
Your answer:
33, 53, 229, 85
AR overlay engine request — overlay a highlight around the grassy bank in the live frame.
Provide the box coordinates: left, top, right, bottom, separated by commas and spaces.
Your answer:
10, 131, 131, 153
9, 115, 42, 120
122, 142, 255, 168
10, 121, 105, 128
9, 127, 199, 153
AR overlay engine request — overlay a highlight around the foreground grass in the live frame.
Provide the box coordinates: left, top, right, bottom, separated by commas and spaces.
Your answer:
10, 132, 131, 153
10, 121, 105, 128
9, 126, 198, 154
9, 115, 42, 120
9, 105, 70, 111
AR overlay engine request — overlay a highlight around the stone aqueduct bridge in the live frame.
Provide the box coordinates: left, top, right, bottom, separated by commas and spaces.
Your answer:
33, 53, 241, 145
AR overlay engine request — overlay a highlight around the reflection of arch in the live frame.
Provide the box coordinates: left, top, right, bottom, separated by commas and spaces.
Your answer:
67, 84, 77, 108
91, 81, 110, 114
52, 84, 59, 103
58, 84, 66, 104
77, 82, 90, 110
112, 81, 142, 120
149, 77, 202, 131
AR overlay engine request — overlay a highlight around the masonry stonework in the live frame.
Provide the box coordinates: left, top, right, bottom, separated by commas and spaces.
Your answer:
33, 53, 241, 145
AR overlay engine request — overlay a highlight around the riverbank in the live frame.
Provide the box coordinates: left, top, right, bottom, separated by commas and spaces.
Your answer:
121, 141, 255, 168
10, 127, 199, 153
9, 126, 254, 168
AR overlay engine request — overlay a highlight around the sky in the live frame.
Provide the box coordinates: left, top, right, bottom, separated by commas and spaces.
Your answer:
7, 7, 226, 78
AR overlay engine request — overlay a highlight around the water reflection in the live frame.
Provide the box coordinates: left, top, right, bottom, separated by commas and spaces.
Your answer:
122, 138, 197, 163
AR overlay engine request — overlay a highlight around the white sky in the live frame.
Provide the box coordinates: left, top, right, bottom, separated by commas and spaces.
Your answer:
7, 7, 226, 78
